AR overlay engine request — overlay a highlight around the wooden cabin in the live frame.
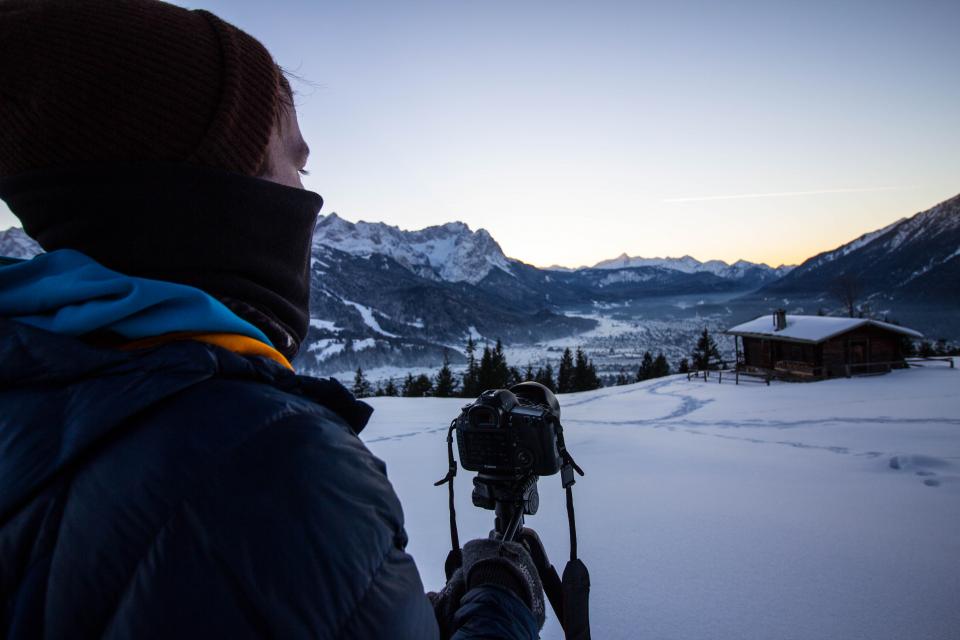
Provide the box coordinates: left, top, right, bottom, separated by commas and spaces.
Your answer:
725, 310, 923, 380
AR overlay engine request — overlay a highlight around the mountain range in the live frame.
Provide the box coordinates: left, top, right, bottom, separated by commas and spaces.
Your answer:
1, 192, 957, 372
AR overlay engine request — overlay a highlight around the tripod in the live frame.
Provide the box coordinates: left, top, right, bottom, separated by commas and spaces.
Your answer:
436, 463, 591, 640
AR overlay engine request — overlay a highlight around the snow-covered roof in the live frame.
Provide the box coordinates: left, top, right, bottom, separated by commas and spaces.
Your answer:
725, 314, 923, 343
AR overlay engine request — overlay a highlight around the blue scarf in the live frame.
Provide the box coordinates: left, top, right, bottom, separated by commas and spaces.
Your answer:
0, 249, 273, 345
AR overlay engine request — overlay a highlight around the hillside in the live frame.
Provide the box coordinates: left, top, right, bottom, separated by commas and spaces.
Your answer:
758, 193, 960, 305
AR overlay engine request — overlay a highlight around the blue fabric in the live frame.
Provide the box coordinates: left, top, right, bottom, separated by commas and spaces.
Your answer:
0, 248, 273, 345
0, 318, 535, 639
452, 586, 540, 640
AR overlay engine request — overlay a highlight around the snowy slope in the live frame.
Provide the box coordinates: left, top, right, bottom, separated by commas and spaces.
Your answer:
362, 362, 960, 639
312, 213, 513, 284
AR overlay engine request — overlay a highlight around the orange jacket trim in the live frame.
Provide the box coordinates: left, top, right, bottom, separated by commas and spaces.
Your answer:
118, 332, 294, 371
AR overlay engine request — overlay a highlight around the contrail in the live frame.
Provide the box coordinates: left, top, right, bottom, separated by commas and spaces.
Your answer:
663, 186, 911, 203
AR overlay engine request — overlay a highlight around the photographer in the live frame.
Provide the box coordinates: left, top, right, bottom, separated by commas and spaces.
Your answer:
0, 1, 542, 638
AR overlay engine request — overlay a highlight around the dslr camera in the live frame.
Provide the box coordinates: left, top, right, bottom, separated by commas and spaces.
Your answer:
455, 382, 563, 477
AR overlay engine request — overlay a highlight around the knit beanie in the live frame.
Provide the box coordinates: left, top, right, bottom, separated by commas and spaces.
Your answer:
0, 0, 324, 360
0, 0, 280, 176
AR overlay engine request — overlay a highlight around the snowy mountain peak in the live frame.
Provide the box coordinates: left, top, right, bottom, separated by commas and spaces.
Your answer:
591, 252, 790, 281
311, 213, 512, 284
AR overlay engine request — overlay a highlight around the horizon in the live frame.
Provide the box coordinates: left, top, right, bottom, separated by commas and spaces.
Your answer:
1, 0, 958, 267
3, 188, 956, 270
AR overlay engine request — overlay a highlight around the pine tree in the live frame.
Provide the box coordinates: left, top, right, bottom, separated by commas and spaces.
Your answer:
678, 358, 690, 374
535, 363, 556, 392
477, 345, 494, 392
492, 339, 510, 388
615, 369, 630, 386
402, 373, 433, 397
557, 348, 574, 393
508, 367, 523, 387
383, 378, 399, 397
462, 337, 479, 397
636, 351, 654, 381
524, 363, 535, 383
352, 366, 371, 398
653, 353, 670, 378
691, 328, 721, 371
434, 351, 457, 397
572, 347, 601, 391
401, 373, 415, 397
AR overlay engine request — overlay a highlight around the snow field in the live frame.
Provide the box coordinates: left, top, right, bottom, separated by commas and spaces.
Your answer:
362, 363, 960, 639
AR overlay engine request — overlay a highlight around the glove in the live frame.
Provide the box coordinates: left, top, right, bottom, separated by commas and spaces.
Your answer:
461, 537, 546, 629
427, 565, 466, 640
428, 539, 546, 637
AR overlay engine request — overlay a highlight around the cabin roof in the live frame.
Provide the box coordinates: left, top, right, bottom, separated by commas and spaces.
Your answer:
725, 314, 924, 344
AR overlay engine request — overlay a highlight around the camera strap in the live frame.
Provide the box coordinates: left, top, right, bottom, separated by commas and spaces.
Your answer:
434, 420, 461, 580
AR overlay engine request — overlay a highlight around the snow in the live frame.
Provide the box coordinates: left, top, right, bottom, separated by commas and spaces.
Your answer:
361, 364, 960, 639
305, 338, 346, 361
308, 318, 342, 332
342, 299, 400, 337
727, 314, 924, 342
598, 270, 657, 286
312, 213, 513, 284
352, 337, 377, 351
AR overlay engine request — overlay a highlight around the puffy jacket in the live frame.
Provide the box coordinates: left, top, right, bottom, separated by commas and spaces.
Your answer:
0, 251, 537, 639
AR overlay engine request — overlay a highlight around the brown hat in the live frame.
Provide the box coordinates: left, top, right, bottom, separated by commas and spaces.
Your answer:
0, 0, 282, 178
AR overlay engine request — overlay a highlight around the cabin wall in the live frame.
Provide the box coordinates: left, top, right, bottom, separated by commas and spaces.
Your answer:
738, 325, 908, 379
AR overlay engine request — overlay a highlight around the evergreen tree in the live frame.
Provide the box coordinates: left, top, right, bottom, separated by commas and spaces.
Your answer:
462, 337, 479, 397
383, 378, 399, 397
524, 363, 535, 383
477, 345, 494, 392
691, 328, 721, 371
678, 358, 690, 374
402, 373, 433, 397
508, 367, 523, 387
535, 363, 556, 392
434, 351, 457, 397
352, 366, 371, 398
918, 341, 934, 357
572, 347, 601, 391
492, 339, 510, 388
615, 369, 630, 386
373, 382, 385, 397
557, 348, 574, 393
653, 353, 670, 378
636, 351, 654, 381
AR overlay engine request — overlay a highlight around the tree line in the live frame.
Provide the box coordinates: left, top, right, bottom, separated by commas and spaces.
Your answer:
352, 337, 602, 398
351, 327, 736, 398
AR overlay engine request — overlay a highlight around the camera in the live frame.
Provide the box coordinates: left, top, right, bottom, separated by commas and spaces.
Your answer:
455, 381, 563, 477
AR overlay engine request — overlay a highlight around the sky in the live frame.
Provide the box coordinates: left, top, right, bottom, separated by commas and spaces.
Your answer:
2, 0, 958, 268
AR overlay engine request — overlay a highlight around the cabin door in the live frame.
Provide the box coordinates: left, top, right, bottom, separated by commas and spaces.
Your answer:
848, 338, 868, 367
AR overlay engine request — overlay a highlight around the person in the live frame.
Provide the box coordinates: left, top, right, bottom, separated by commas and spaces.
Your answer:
0, 1, 544, 637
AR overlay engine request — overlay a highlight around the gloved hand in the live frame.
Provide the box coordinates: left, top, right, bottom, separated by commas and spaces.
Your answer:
428, 537, 546, 638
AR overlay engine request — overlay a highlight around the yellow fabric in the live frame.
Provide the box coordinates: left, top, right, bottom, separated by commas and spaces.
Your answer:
119, 332, 294, 370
